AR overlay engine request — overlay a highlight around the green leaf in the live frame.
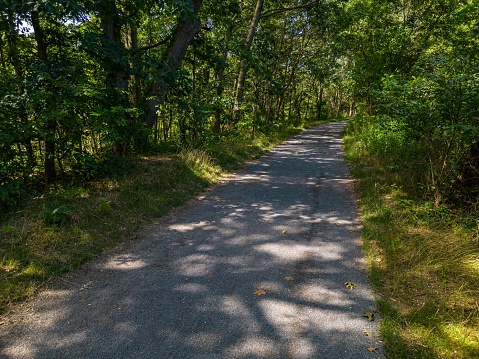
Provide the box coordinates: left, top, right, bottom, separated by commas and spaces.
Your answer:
363, 311, 375, 321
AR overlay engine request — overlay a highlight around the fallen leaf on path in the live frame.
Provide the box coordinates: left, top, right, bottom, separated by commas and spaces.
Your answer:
363, 329, 371, 336
284, 276, 295, 281
344, 281, 356, 290
253, 289, 267, 296
363, 311, 375, 321
367, 346, 378, 353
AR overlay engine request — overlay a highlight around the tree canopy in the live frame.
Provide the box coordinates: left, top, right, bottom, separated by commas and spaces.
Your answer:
1, 0, 478, 208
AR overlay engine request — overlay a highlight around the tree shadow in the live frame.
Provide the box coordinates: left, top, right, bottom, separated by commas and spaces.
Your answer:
0, 122, 385, 358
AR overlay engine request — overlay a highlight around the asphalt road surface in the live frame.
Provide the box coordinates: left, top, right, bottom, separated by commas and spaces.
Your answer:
0, 121, 385, 359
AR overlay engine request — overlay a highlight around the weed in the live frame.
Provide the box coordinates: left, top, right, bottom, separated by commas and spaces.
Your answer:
40, 205, 76, 226
97, 198, 112, 213
1, 225, 17, 235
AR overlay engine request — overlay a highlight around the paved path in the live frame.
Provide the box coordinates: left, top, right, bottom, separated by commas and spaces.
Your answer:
0, 121, 385, 358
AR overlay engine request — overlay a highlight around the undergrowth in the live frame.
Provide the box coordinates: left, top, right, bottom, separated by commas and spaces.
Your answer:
0, 123, 317, 315
344, 116, 479, 358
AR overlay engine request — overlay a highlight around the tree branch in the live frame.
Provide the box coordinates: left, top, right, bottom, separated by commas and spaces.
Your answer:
259, 0, 320, 19
137, 38, 169, 51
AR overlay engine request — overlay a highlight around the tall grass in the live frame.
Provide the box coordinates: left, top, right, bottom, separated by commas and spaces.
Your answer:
344, 116, 479, 358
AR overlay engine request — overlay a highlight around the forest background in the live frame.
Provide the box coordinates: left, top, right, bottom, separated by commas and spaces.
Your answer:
1, 0, 479, 358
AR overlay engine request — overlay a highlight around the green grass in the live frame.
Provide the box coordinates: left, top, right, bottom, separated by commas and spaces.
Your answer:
344, 119, 479, 358
0, 123, 325, 315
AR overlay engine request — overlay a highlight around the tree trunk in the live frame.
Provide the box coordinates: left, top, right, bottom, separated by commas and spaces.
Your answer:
213, 13, 238, 132
125, 24, 140, 106
31, 10, 56, 183
348, 101, 355, 117
5, 12, 36, 167
100, 2, 128, 96
336, 90, 342, 118
316, 84, 324, 120
99, 1, 131, 154
31, 11, 47, 61
233, 0, 264, 120
145, 0, 203, 129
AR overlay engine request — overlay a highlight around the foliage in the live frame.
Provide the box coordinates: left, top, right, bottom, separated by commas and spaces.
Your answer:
341, 0, 479, 207
40, 205, 76, 226
342, 2, 479, 357
1, 0, 339, 208
1, 0, 478, 355
345, 125, 479, 358
377, 51, 479, 204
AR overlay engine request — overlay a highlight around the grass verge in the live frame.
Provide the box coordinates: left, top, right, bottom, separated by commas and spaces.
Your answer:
344, 120, 479, 358
0, 123, 322, 315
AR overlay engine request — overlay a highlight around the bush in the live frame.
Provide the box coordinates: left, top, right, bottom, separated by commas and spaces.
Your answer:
40, 205, 75, 226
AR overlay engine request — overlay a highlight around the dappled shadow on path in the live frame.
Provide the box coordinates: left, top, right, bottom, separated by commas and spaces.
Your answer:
0, 122, 384, 359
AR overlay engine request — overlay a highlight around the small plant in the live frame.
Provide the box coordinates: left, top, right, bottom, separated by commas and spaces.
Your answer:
97, 198, 112, 213
0, 225, 17, 234
40, 205, 75, 226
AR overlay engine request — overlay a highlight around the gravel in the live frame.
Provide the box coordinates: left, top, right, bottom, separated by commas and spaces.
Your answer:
0, 121, 386, 359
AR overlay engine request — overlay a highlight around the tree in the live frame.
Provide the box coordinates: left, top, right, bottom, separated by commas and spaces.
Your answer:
342, 0, 479, 205
233, 0, 263, 119
145, 0, 203, 129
